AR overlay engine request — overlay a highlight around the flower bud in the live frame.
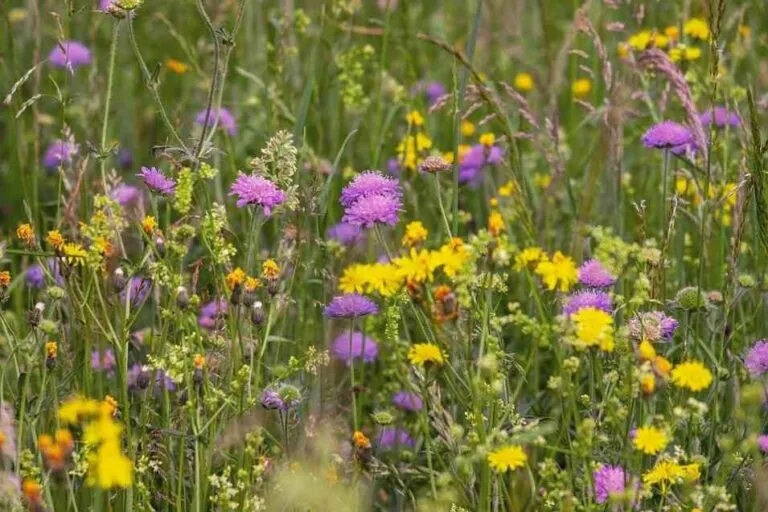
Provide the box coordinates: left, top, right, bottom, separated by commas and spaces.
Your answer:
175, 286, 189, 309
251, 301, 265, 326
155, 236, 166, 257
28, 302, 45, 328
674, 286, 709, 311
113, 268, 127, 291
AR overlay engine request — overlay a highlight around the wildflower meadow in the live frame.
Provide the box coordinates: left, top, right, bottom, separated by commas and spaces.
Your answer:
2, 0, 768, 510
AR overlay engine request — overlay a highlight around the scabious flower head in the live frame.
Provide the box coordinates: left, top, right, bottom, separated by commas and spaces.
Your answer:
407, 343, 445, 366
120, 277, 151, 307
571, 307, 615, 352
324, 294, 379, 318
331, 330, 379, 365
757, 435, 768, 453
391, 391, 423, 412
745, 340, 768, 377
91, 349, 116, 372
48, 41, 92, 70
671, 361, 713, 391
562, 290, 613, 316
340, 171, 402, 208
578, 259, 616, 288
413, 80, 446, 106
594, 465, 626, 504
632, 426, 668, 455
198, 298, 228, 329
376, 428, 415, 449
195, 107, 236, 135
628, 311, 678, 342
699, 106, 740, 128
110, 184, 142, 207
229, 174, 286, 216
137, 167, 176, 195
458, 144, 504, 185
326, 222, 365, 246
342, 193, 402, 227
43, 139, 79, 170
487, 445, 527, 472
641, 121, 695, 151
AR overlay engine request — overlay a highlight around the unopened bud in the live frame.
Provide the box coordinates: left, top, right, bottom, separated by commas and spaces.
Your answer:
251, 301, 265, 326
175, 286, 189, 309
113, 268, 127, 291
155, 236, 166, 257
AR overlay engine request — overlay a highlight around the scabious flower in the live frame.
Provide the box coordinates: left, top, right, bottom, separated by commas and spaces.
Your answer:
48, 41, 92, 70
744, 340, 768, 377
407, 343, 445, 366
198, 298, 228, 329
25, 259, 64, 289
324, 294, 379, 318
413, 81, 446, 106
641, 121, 695, 151
392, 391, 423, 412
376, 428, 415, 449
699, 106, 740, 128
137, 167, 176, 195
340, 171, 402, 208
327, 222, 365, 246
757, 435, 768, 454
571, 307, 615, 352
91, 349, 116, 373
260, 385, 301, 411
578, 259, 616, 288
594, 465, 626, 504
43, 139, 79, 170
562, 290, 613, 316
195, 107, 237, 135
229, 174, 286, 216
487, 445, 527, 472
458, 143, 504, 185
120, 277, 151, 307
632, 426, 668, 455
110, 184, 142, 207
628, 311, 678, 342
342, 193, 402, 227
331, 330, 379, 366
671, 361, 713, 391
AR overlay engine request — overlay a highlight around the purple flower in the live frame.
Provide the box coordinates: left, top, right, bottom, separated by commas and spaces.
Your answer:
758, 435, 768, 454
91, 349, 116, 372
593, 465, 626, 504
121, 277, 152, 307
195, 107, 237, 136
413, 81, 446, 106
562, 290, 613, 316
127, 364, 149, 390
43, 139, 79, 170
458, 144, 504, 185
110, 184, 142, 207
392, 391, 423, 412
386, 158, 402, 175
641, 121, 694, 151
48, 41, 92, 71
229, 174, 286, 216
628, 311, 678, 342
260, 389, 285, 410
137, 167, 176, 195
331, 330, 379, 365
155, 369, 176, 392
326, 222, 365, 246
199, 298, 228, 329
699, 106, 740, 128
745, 340, 768, 378
25, 259, 64, 289
324, 294, 378, 318
342, 193, 402, 227
99, 0, 114, 10
377, 428, 415, 449
260, 385, 301, 410
578, 259, 616, 288
118, 148, 134, 169
340, 171, 401, 208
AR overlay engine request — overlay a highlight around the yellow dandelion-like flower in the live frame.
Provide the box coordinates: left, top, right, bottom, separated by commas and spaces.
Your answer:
534, 251, 578, 292
406, 110, 424, 127
165, 58, 189, 74
402, 221, 428, 247
16, 223, 35, 246
513, 72, 534, 92
670, 361, 713, 391
393, 248, 440, 284
571, 307, 615, 352
407, 343, 445, 366
226, 267, 246, 290
488, 211, 504, 237
461, 120, 476, 137
638, 340, 656, 361
61, 243, 88, 265
571, 78, 592, 98
487, 445, 527, 472
433, 238, 470, 277
0, 271, 10, 288
339, 263, 370, 294
633, 426, 669, 455
367, 263, 404, 297
194, 354, 206, 369
352, 430, 371, 449
514, 247, 545, 271
664, 26, 680, 40
262, 259, 280, 280
46, 230, 65, 250
479, 133, 495, 147
643, 460, 684, 486
498, 180, 517, 197
142, 216, 157, 235
640, 373, 656, 395
88, 439, 133, 488
45, 341, 58, 359
245, 277, 262, 292
684, 18, 709, 40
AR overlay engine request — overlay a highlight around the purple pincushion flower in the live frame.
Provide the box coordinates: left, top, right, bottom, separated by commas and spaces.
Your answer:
110, 184, 142, 207
324, 294, 378, 318
628, 311, 678, 342
377, 428, 415, 449
195, 107, 237, 136
412, 81, 446, 106
43, 139, 79, 170
392, 391, 423, 412
91, 349, 116, 372
229, 174, 286, 216
99, 0, 115, 11
758, 435, 768, 454
326, 222, 365, 246
25, 259, 64, 289
578, 259, 616, 288
137, 167, 176, 195
458, 144, 504, 185
562, 290, 613, 316
745, 340, 768, 378
699, 106, 740, 128
593, 465, 626, 504
48, 41, 92, 70
199, 298, 228, 329
121, 277, 152, 307
340, 171, 401, 208
387, 158, 402, 175
641, 121, 694, 151
342, 193, 402, 227
260, 385, 301, 410
118, 148, 134, 169
331, 330, 379, 365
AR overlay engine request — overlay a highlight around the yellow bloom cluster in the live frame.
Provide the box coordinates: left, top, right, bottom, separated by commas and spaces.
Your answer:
402, 221, 428, 247
643, 459, 701, 487
570, 307, 615, 352
670, 361, 713, 391
396, 111, 433, 172
619, 19, 707, 62
633, 426, 669, 455
487, 445, 528, 472
514, 248, 578, 292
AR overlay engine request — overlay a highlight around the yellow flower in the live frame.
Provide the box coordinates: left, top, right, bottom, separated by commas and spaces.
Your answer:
393, 248, 440, 284
479, 133, 495, 147
669, 45, 702, 62
681, 463, 701, 482
226, 267, 246, 290
571, 307, 614, 352
514, 247, 545, 271
352, 430, 371, 449
142, 216, 157, 235
396, 133, 433, 171
638, 340, 656, 361
533, 173, 551, 189
664, 26, 680, 41
461, 120, 476, 137
103, 395, 118, 416
262, 259, 280, 280
406, 110, 424, 127
245, 277, 262, 292
82, 415, 123, 446
194, 354, 206, 369
165, 58, 189, 74
407, 343, 445, 366
402, 221, 428, 247
0, 271, 10, 288
62, 243, 87, 265
58, 396, 101, 424
88, 439, 133, 488
684, 18, 709, 40
367, 263, 403, 297
670, 361, 713, 391
498, 180, 517, 197
488, 445, 527, 472
640, 373, 656, 395
45, 341, 58, 359
653, 355, 673, 377
633, 426, 669, 455
534, 251, 578, 292
339, 263, 370, 294
488, 211, 504, 237
46, 230, 65, 250
738, 25, 751, 39
643, 460, 684, 486
513, 72, 534, 92
16, 223, 35, 246
571, 78, 592, 98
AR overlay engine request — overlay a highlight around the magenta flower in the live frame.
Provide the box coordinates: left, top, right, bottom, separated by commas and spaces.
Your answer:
137, 167, 176, 195
699, 106, 740, 128
198, 298, 228, 329
458, 144, 504, 185
562, 290, 613, 316
195, 107, 237, 136
48, 41, 92, 70
578, 259, 616, 288
110, 184, 142, 207
628, 311, 678, 342
758, 435, 768, 454
593, 464, 626, 504
340, 171, 401, 208
377, 428, 415, 449
641, 121, 695, 150
326, 222, 365, 246
331, 330, 379, 365
392, 391, 423, 412
43, 139, 79, 170
324, 294, 378, 318
91, 349, 116, 372
342, 193, 402, 227
745, 340, 768, 378
229, 174, 286, 216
